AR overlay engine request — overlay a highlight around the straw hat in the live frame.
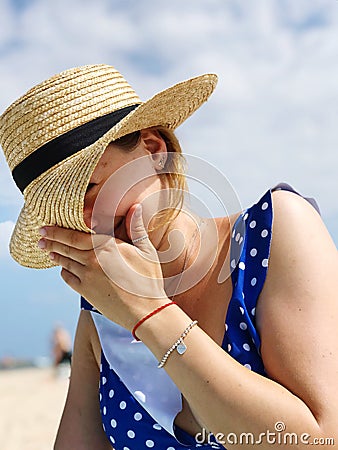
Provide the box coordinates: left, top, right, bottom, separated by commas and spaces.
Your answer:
0, 64, 217, 269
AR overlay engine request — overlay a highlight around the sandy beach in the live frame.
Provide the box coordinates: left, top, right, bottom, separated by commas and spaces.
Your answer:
0, 366, 69, 450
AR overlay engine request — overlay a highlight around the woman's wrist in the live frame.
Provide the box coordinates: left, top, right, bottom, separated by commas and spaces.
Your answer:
135, 302, 194, 362
132, 301, 177, 341
123, 295, 170, 333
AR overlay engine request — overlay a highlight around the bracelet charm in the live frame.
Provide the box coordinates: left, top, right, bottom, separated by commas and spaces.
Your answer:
157, 320, 198, 369
177, 341, 187, 355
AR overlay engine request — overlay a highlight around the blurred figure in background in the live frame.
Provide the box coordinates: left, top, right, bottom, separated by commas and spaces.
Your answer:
52, 325, 72, 378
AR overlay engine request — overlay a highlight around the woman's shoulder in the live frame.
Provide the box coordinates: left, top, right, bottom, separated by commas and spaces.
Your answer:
257, 182, 337, 323
247, 183, 333, 282
269, 185, 329, 255
235, 182, 321, 239
271, 184, 321, 225
227, 182, 328, 295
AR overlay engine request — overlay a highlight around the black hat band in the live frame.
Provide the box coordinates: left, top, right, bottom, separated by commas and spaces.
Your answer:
12, 104, 139, 193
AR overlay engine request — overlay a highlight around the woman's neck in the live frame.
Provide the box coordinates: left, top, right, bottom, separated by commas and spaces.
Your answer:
150, 211, 232, 300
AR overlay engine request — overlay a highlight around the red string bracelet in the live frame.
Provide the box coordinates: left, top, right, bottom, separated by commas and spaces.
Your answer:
132, 301, 177, 341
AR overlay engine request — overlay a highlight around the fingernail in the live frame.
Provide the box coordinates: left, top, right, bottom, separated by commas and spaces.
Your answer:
37, 239, 46, 249
49, 252, 55, 260
39, 227, 47, 237
135, 204, 142, 216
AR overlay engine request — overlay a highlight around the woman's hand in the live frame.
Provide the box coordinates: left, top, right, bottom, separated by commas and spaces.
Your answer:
38, 204, 169, 331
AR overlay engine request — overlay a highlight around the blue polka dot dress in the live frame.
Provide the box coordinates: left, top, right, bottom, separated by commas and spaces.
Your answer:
81, 184, 319, 449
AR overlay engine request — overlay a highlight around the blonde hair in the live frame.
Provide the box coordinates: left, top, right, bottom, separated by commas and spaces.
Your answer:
112, 126, 188, 231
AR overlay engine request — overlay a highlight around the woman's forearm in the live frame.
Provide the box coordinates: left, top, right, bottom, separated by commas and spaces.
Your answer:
54, 312, 112, 450
137, 304, 334, 449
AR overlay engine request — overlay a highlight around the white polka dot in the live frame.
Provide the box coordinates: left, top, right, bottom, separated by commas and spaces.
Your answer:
127, 430, 135, 438
230, 259, 236, 269
109, 436, 115, 444
262, 258, 269, 267
110, 419, 117, 428
134, 412, 142, 421
243, 212, 249, 221
243, 343, 251, 351
261, 229, 268, 238
250, 248, 257, 257
103, 423, 106, 432
100, 363, 102, 372
244, 363, 252, 370
251, 277, 257, 286
239, 322, 247, 330
120, 401, 127, 409
239, 261, 245, 270
232, 229, 236, 238
103, 406, 107, 415
239, 306, 245, 315
261, 202, 268, 210
99, 393, 102, 402
134, 391, 146, 402
225, 323, 228, 331
249, 220, 256, 228
109, 389, 114, 398
239, 236, 244, 245
167, 447, 176, 450
146, 440, 155, 447
251, 307, 256, 316
227, 343, 232, 352
235, 232, 241, 242
102, 377, 107, 385
123, 447, 131, 450
153, 423, 162, 430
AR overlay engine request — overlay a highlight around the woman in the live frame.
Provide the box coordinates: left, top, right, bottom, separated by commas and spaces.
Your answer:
0, 65, 337, 449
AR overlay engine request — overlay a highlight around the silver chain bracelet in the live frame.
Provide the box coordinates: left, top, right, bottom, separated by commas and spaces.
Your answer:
157, 320, 198, 369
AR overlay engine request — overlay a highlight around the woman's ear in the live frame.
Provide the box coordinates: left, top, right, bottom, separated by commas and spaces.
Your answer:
140, 129, 167, 170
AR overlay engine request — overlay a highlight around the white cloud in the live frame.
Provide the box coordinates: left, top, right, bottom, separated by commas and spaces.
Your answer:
0, 220, 14, 259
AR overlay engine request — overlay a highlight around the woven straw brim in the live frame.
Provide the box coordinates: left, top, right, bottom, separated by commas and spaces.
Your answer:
1, 65, 141, 171
11, 140, 106, 268
10, 73, 217, 268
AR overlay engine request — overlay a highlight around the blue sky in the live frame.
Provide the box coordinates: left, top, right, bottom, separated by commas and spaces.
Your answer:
0, 0, 337, 359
